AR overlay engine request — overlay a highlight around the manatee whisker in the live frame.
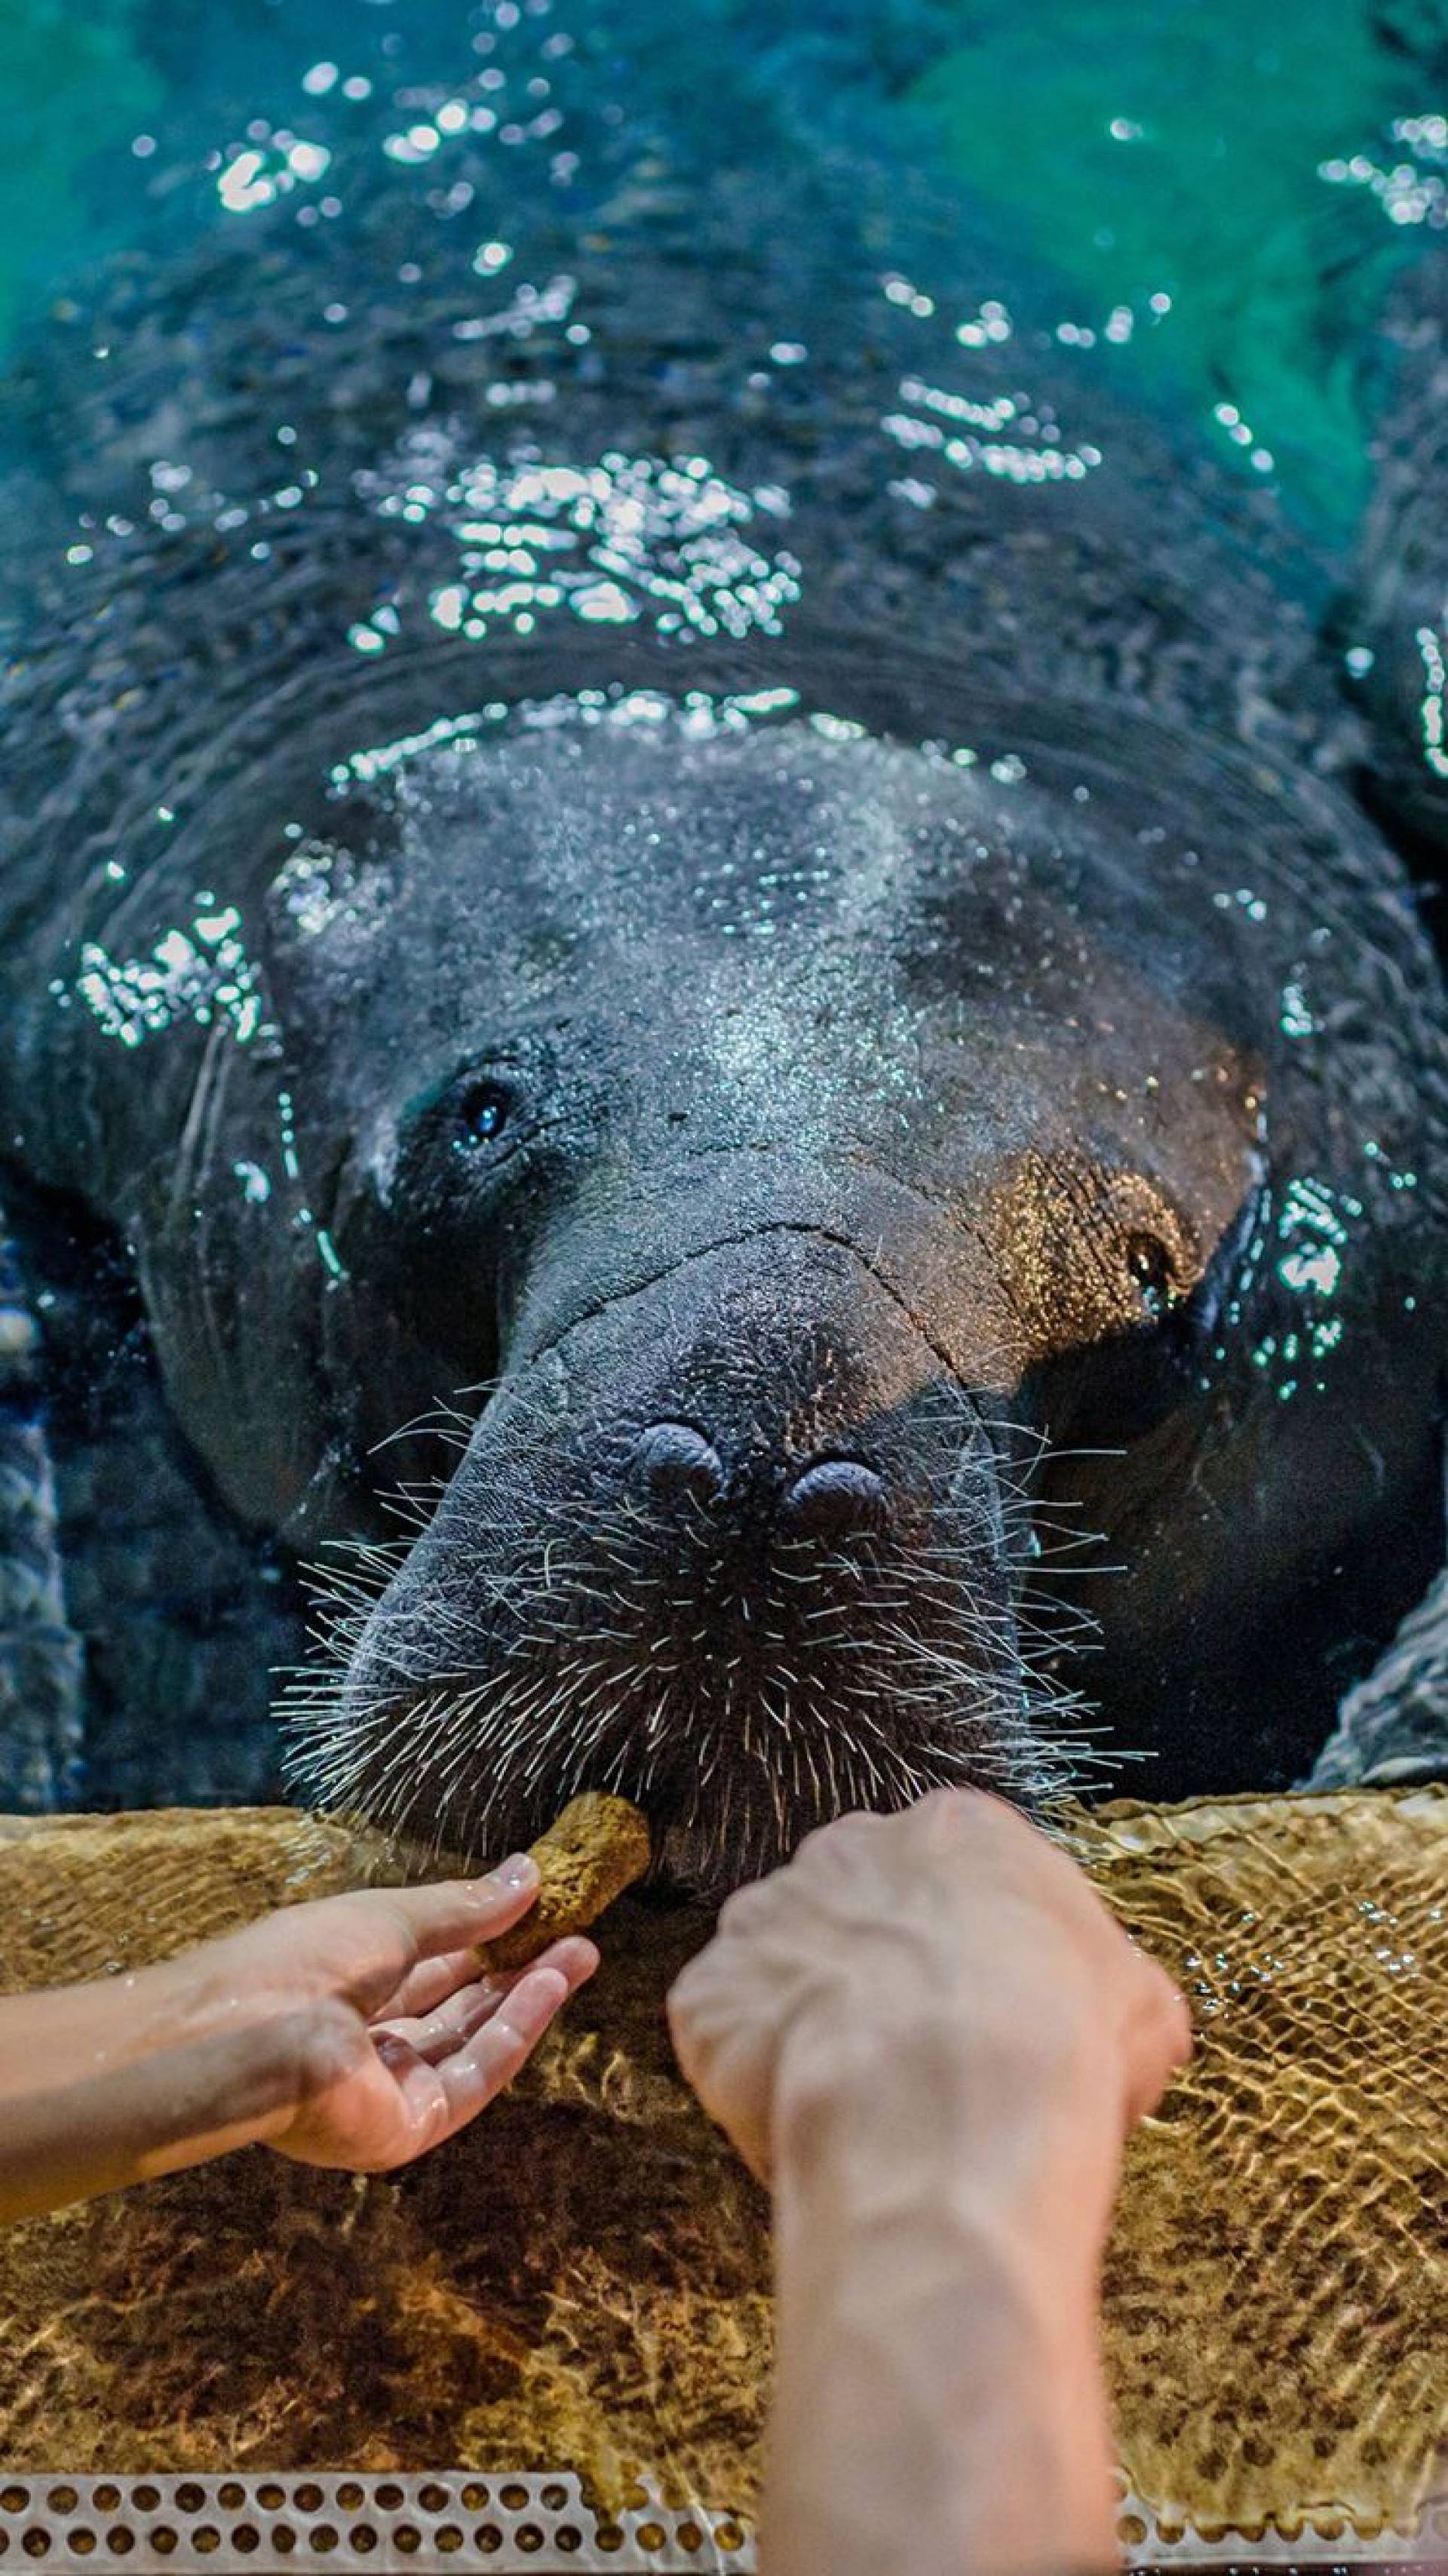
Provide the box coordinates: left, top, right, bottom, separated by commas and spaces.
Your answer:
368, 1405, 480, 1459
284, 1349, 1144, 1880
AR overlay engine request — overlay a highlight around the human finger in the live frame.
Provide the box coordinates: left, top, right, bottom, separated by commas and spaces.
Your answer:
379, 1939, 599, 2065
373, 1945, 494, 2023
373, 1976, 511, 2063
353, 1958, 586, 2165
1121, 1951, 1194, 2129
296, 1860, 544, 2010
365, 1859, 543, 1960
424, 1963, 581, 2139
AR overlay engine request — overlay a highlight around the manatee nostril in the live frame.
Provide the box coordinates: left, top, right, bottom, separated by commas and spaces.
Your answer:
778, 1456, 890, 1543
630, 1419, 728, 1512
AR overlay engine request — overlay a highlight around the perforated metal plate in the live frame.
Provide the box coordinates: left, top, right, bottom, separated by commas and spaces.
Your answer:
1116, 2479, 1448, 2569
2, 2477, 1445, 2571
0, 2476, 750, 2571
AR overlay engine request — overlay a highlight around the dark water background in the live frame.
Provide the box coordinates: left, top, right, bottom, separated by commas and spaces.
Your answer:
2, 0, 1447, 541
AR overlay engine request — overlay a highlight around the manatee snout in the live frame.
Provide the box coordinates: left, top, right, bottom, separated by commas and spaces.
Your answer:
324, 1227, 1051, 1888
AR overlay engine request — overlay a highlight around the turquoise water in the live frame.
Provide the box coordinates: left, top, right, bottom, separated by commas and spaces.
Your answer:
1, 0, 1445, 539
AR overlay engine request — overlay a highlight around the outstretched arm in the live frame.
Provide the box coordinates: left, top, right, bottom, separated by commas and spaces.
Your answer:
669, 1790, 1190, 2576
0, 1855, 596, 2220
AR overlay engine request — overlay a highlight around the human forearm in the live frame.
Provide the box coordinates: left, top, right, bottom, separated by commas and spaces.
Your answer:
667, 1796, 1189, 2575
0, 1962, 319, 2220
762, 2043, 1121, 2576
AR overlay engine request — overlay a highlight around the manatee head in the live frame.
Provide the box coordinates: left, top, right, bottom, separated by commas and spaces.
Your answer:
35, 697, 1442, 1885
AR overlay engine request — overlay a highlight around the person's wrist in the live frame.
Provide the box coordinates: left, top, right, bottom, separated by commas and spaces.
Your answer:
772, 1990, 1125, 2252
124, 1943, 344, 2154
765, 2021, 1121, 2576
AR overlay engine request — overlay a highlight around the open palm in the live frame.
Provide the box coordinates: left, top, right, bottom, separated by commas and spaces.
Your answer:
212, 1866, 598, 2174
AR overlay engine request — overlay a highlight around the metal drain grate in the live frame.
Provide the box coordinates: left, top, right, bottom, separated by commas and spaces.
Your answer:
0, 2477, 1443, 2571
1115, 2482, 1448, 2570
0, 2477, 750, 2572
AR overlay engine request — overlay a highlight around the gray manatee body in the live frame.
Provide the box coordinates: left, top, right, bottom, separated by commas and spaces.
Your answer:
1, 5, 1445, 1868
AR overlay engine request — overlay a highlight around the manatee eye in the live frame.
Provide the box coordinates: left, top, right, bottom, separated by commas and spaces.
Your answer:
456, 1079, 514, 1150
1125, 1232, 1182, 1320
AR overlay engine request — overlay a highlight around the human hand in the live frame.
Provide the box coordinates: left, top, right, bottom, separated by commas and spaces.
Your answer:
671, 1793, 1188, 2576
183, 1858, 598, 2175
148, 1854, 592, 2174
667, 1788, 1189, 2195
0, 1854, 600, 2224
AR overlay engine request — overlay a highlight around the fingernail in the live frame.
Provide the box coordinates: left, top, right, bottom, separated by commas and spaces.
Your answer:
497, 1853, 538, 1892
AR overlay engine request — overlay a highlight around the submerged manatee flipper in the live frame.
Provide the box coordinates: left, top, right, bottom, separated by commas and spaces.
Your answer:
0, 1179, 299, 1810
1308, 1453, 1448, 1787
1317, 238, 1448, 1790
0, 1201, 83, 1807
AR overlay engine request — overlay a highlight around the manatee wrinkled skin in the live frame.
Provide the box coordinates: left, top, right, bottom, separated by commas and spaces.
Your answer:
0, 7, 1444, 1870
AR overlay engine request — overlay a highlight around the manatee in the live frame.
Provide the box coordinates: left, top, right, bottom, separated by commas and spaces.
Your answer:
1, 6, 1444, 1876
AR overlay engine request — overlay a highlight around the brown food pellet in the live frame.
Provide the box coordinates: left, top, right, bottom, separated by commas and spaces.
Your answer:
483, 1792, 652, 1970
